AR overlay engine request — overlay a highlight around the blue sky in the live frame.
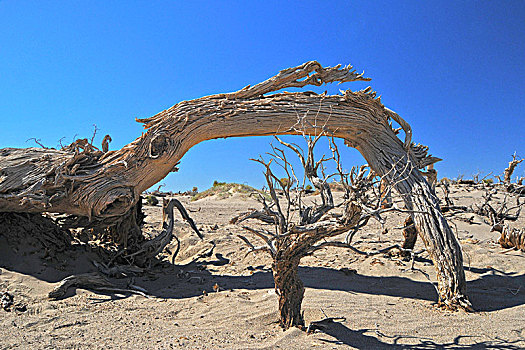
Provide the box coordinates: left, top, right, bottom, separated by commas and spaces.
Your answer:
1, 1, 524, 191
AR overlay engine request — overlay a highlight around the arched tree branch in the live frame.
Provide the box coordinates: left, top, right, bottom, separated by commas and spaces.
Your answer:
0, 61, 466, 310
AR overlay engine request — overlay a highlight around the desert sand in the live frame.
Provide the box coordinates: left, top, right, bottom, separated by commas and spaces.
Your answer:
0, 184, 524, 349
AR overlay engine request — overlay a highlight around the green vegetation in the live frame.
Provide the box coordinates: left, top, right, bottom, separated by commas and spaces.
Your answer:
145, 195, 159, 206
192, 182, 269, 201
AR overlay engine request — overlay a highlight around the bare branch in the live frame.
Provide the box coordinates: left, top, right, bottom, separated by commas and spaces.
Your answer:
90, 124, 100, 145
26, 138, 48, 149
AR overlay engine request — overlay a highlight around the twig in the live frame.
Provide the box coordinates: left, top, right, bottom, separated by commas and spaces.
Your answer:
26, 138, 48, 149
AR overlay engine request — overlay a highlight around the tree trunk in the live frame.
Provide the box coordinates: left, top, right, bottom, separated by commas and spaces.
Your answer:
379, 178, 393, 209
0, 61, 469, 309
360, 140, 470, 310
272, 258, 305, 329
401, 216, 417, 257
504, 155, 523, 185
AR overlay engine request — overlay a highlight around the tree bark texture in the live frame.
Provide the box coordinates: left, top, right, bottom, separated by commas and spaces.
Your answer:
272, 258, 305, 329
0, 61, 469, 309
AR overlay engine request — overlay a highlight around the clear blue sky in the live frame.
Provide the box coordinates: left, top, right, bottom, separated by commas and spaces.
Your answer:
1, 1, 524, 191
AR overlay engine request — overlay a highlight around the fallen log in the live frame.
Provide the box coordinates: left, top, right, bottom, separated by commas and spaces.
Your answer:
0, 61, 469, 310
48, 272, 151, 299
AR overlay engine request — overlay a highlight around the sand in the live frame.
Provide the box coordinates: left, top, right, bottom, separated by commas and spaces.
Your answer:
0, 184, 524, 349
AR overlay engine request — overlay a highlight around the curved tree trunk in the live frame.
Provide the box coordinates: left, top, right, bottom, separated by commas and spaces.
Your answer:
0, 61, 470, 309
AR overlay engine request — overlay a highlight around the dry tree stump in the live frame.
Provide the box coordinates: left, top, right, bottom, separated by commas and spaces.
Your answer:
496, 225, 525, 251
401, 216, 418, 258
0, 61, 470, 310
504, 153, 523, 185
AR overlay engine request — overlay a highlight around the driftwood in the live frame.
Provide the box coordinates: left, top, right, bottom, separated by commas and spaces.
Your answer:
0, 61, 469, 310
48, 272, 150, 299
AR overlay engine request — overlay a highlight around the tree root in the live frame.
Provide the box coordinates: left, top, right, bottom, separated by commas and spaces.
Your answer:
48, 272, 151, 299
114, 198, 202, 267
438, 294, 474, 312
0, 212, 72, 256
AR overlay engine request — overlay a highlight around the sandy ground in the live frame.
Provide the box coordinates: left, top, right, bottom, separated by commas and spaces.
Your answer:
1, 184, 524, 349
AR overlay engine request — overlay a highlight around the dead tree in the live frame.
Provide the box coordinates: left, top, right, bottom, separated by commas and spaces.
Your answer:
504, 153, 523, 185
473, 190, 523, 228
238, 133, 439, 328
503, 153, 525, 196
102, 135, 112, 153
0, 61, 469, 310
237, 134, 363, 329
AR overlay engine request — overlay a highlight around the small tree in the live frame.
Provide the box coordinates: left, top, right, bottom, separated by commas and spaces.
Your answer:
236, 127, 413, 329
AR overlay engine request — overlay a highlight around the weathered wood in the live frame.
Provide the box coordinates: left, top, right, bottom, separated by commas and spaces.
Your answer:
379, 178, 393, 209
118, 198, 202, 266
504, 153, 523, 185
0, 61, 468, 309
272, 258, 304, 328
48, 272, 150, 299
401, 216, 417, 257
239, 139, 364, 329
497, 226, 525, 251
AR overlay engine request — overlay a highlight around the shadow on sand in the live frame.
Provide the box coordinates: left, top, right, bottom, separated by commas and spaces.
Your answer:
313, 321, 523, 349
2, 235, 523, 313
1, 239, 525, 349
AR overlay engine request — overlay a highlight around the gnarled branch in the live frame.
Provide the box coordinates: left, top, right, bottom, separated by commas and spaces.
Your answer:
0, 60, 467, 310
